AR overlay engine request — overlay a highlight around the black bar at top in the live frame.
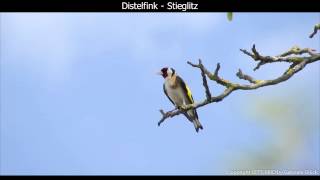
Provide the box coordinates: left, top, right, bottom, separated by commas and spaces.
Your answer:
0, 0, 319, 12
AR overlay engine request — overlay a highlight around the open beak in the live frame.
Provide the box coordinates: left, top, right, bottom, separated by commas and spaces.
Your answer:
156, 71, 163, 76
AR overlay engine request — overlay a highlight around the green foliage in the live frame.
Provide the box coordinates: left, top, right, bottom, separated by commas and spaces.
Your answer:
227, 12, 233, 21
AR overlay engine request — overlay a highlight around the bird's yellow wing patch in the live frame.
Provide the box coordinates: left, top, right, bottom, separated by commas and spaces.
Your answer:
186, 85, 194, 103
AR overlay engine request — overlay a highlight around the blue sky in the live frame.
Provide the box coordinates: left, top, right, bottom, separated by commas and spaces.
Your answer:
0, 13, 319, 175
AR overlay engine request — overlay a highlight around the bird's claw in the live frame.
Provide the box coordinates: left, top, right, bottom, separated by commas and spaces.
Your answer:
176, 105, 188, 111
176, 105, 184, 110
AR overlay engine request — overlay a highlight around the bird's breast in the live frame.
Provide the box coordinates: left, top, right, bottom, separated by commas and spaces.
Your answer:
164, 81, 185, 106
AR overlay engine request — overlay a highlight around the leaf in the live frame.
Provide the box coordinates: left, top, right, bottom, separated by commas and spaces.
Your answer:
227, 12, 233, 21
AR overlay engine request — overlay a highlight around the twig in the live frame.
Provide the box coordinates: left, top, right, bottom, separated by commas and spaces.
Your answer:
188, 59, 212, 100
279, 46, 316, 57
240, 44, 319, 71
236, 69, 258, 84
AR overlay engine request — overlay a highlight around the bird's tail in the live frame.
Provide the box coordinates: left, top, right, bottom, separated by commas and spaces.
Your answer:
185, 110, 203, 133
193, 118, 203, 133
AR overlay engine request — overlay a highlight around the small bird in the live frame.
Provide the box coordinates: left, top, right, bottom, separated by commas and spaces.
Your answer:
158, 67, 203, 132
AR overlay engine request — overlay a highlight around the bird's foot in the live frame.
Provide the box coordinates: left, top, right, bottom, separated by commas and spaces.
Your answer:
177, 105, 188, 111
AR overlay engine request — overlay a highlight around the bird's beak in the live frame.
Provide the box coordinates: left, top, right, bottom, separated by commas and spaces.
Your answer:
156, 71, 163, 76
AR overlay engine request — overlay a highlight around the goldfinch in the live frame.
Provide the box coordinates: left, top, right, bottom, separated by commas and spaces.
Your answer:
158, 67, 203, 132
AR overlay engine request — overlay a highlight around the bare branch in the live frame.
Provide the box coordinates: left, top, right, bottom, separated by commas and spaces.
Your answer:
279, 46, 316, 57
158, 44, 320, 127
236, 69, 259, 84
187, 59, 212, 100
240, 44, 319, 71
158, 108, 177, 126
158, 87, 234, 124
309, 23, 320, 38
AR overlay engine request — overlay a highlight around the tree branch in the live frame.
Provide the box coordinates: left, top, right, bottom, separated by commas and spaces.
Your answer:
236, 69, 259, 84
158, 44, 320, 127
188, 59, 212, 100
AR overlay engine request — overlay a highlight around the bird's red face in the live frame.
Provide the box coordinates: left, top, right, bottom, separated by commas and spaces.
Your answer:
158, 67, 168, 78
158, 67, 175, 79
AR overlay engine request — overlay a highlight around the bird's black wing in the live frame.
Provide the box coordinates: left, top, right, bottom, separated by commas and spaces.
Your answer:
175, 76, 199, 119
175, 76, 194, 104
163, 84, 175, 105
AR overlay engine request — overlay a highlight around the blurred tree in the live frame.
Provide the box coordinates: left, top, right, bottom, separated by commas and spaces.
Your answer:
226, 91, 318, 174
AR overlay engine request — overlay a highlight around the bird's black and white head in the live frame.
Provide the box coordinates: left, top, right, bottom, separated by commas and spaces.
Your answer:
158, 67, 175, 79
